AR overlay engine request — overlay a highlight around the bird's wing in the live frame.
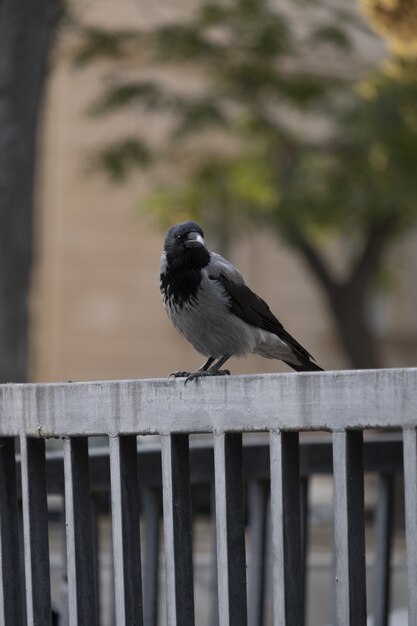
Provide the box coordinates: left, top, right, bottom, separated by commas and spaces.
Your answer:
207, 254, 314, 361
207, 252, 245, 283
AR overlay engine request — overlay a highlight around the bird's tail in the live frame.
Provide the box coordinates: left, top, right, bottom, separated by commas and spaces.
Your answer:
283, 356, 324, 372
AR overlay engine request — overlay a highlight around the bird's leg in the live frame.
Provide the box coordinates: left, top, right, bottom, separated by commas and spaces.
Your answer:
207, 353, 232, 377
184, 354, 232, 384
170, 356, 214, 380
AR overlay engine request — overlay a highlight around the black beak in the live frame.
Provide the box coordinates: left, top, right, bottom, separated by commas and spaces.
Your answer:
184, 232, 206, 249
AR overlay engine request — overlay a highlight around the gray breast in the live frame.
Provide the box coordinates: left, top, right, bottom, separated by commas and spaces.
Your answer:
164, 274, 258, 358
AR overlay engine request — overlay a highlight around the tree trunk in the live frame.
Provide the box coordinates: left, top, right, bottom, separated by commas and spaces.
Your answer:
0, 0, 60, 382
325, 282, 380, 369
289, 227, 388, 369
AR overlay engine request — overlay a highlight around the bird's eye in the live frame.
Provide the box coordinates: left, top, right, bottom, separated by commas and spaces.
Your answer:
176, 234, 184, 240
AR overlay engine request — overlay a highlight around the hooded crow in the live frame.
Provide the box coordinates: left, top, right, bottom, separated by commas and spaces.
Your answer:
160, 221, 323, 382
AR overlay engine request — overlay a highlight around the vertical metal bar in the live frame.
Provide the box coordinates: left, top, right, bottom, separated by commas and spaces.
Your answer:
210, 480, 219, 626
247, 481, 268, 626
109, 435, 143, 626
403, 428, 417, 626
64, 437, 97, 626
372, 473, 394, 626
332, 430, 366, 626
91, 496, 101, 623
108, 533, 116, 626
0, 438, 23, 625
161, 434, 195, 626
18, 503, 27, 625
300, 476, 310, 626
214, 432, 247, 626
20, 436, 52, 625
143, 487, 161, 626
270, 430, 303, 626
59, 507, 69, 626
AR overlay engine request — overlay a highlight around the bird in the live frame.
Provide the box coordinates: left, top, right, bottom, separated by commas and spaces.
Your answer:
160, 221, 323, 382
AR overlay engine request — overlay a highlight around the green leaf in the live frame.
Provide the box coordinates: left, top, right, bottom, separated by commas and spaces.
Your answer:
309, 24, 352, 50
172, 98, 228, 137
152, 25, 223, 62
73, 27, 139, 66
89, 81, 164, 115
91, 139, 152, 180
198, 3, 230, 26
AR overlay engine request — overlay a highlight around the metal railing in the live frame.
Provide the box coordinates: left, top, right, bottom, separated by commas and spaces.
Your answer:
0, 368, 416, 626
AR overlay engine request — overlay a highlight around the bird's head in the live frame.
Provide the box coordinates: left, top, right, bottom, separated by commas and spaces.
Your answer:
163, 221, 209, 269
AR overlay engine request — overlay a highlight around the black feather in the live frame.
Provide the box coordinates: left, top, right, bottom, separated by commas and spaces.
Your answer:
282, 358, 324, 372
160, 266, 202, 308
211, 273, 321, 367
161, 221, 210, 308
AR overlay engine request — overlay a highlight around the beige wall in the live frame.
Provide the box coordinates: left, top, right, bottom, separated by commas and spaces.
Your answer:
29, 0, 417, 383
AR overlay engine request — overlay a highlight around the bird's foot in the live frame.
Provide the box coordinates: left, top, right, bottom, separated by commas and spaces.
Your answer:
184, 368, 231, 384
208, 368, 231, 377
168, 371, 192, 379
184, 370, 211, 384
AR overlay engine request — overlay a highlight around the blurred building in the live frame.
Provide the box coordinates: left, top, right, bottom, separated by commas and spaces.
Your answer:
30, 0, 417, 383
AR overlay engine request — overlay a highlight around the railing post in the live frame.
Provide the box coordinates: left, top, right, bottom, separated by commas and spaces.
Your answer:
161, 434, 195, 626
214, 432, 247, 626
372, 473, 394, 626
109, 435, 143, 626
0, 438, 23, 626
403, 427, 417, 626
64, 437, 98, 626
142, 487, 161, 626
20, 436, 52, 625
332, 430, 366, 626
270, 430, 303, 626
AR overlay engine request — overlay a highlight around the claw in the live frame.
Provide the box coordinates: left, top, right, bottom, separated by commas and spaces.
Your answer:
168, 371, 191, 379
212, 369, 230, 376
184, 371, 210, 385
184, 368, 231, 384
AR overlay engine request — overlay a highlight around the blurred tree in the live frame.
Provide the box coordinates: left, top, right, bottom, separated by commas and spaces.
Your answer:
0, 0, 60, 382
73, 0, 417, 368
360, 0, 417, 55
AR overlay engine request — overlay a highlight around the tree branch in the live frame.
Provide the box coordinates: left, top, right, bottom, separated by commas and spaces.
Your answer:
288, 226, 336, 292
349, 213, 401, 291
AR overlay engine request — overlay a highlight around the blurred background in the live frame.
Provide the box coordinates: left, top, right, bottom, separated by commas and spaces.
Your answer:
2, 2, 417, 624
2, 0, 417, 383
